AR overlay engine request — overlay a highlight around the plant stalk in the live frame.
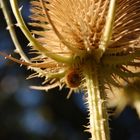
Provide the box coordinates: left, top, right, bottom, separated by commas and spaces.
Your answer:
0, 0, 30, 62
84, 60, 110, 140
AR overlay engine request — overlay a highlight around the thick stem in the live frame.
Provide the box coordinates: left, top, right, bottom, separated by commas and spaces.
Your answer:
84, 60, 110, 140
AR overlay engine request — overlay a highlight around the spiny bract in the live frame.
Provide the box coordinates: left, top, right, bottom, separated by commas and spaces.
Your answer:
27, 0, 140, 93
5, 0, 140, 96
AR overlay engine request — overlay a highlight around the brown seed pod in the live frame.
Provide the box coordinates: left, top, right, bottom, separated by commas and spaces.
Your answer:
66, 68, 81, 88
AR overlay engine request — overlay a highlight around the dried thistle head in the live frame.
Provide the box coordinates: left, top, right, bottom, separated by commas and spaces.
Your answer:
107, 79, 140, 118
1, 1, 140, 139
5, 0, 140, 96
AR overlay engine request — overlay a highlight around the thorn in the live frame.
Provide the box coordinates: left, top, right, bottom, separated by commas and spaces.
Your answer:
15, 23, 19, 27
66, 89, 73, 99
19, 6, 23, 12
6, 26, 10, 30
14, 49, 19, 53
27, 42, 32, 47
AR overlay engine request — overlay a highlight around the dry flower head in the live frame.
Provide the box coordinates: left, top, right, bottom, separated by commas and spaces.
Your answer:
6, 0, 140, 94
2, 0, 140, 111
1, 0, 140, 139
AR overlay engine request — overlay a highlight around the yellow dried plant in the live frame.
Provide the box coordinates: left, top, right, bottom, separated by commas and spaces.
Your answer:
1, 0, 140, 140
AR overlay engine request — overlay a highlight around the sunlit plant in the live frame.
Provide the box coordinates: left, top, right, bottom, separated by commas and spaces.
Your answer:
1, 0, 140, 140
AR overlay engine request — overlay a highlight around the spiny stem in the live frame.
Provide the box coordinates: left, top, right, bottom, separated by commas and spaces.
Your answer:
0, 0, 30, 62
99, 0, 116, 58
84, 60, 110, 140
9, 0, 73, 64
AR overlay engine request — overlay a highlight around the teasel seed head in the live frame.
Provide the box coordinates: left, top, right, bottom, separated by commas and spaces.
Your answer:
107, 79, 140, 118
3, 0, 140, 97
1, 0, 140, 139
25, 0, 140, 94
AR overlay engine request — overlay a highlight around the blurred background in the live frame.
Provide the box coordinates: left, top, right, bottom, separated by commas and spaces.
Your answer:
0, 1, 140, 140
